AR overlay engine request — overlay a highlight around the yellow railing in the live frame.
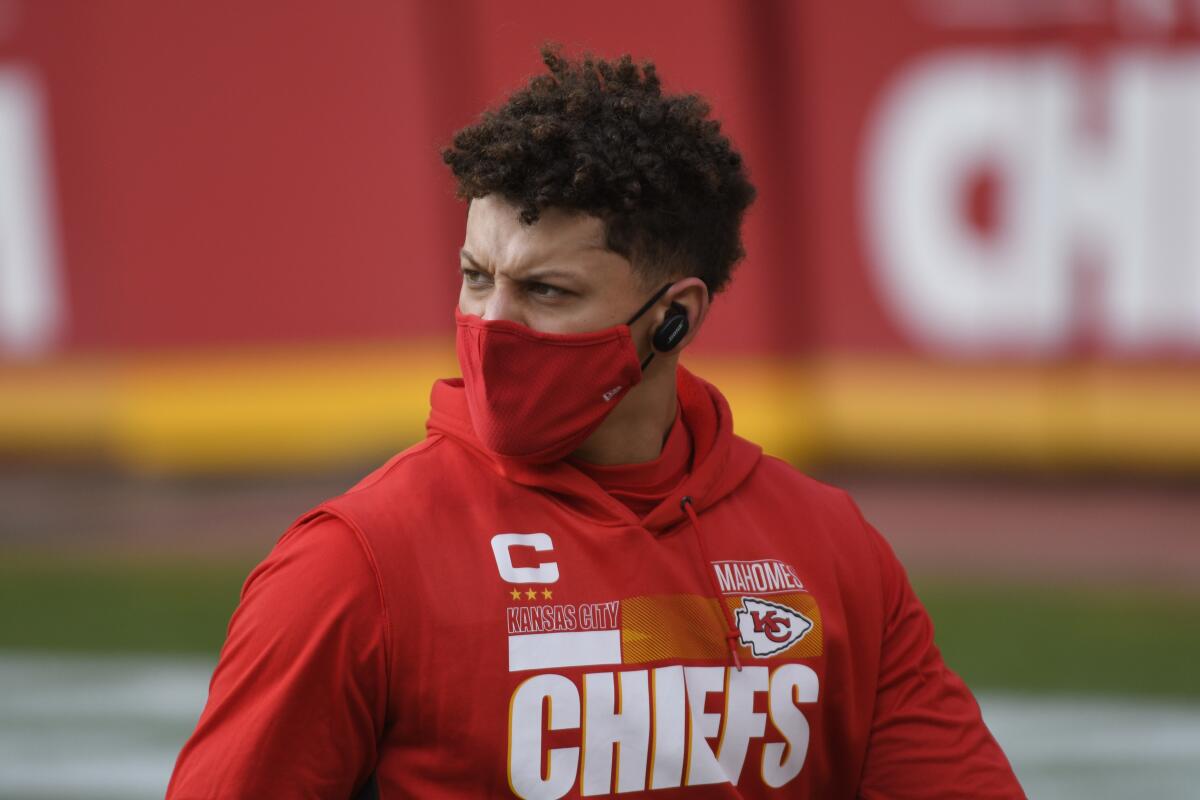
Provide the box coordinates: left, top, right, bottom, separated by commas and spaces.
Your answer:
2, 346, 1197, 473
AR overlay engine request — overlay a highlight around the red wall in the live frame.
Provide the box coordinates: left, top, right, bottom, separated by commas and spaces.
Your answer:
2, 0, 1198, 361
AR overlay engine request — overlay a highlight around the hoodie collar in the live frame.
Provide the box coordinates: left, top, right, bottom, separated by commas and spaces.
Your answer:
426, 365, 762, 533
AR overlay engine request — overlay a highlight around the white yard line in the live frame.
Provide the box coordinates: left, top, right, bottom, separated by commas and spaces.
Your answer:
0, 654, 212, 799
978, 692, 1200, 800
0, 653, 1198, 799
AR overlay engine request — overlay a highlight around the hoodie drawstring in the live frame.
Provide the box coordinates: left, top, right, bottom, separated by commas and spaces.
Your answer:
680, 495, 743, 671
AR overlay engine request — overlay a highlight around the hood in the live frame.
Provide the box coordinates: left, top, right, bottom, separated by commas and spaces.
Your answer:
425, 365, 762, 533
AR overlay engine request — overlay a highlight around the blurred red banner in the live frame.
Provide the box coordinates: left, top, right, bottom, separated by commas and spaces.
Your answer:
2, 0, 1199, 362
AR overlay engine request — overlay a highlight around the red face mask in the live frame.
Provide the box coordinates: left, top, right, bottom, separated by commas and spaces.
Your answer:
455, 284, 672, 464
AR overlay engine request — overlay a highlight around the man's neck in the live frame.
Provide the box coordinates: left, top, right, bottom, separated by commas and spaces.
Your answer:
569, 361, 678, 466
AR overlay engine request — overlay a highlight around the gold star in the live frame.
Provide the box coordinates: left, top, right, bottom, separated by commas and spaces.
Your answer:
509, 588, 521, 601
542, 588, 553, 600
525, 588, 538, 600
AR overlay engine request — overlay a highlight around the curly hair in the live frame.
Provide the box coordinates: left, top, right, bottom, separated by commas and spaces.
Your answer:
441, 44, 756, 295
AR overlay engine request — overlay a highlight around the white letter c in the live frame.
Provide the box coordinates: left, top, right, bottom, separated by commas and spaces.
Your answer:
491, 533, 559, 584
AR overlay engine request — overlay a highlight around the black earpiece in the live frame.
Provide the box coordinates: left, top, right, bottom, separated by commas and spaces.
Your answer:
652, 303, 690, 353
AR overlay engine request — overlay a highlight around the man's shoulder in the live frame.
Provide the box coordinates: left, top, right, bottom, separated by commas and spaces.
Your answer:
341, 433, 462, 496
744, 454, 895, 589
749, 451, 858, 511
296, 433, 482, 528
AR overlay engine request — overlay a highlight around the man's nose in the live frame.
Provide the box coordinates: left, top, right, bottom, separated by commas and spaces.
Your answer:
481, 284, 522, 324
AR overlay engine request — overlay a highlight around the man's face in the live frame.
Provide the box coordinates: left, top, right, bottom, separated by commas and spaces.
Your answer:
458, 195, 656, 335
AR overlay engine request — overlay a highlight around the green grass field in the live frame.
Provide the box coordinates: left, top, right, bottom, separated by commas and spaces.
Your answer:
2, 551, 1197, 699
918, 580, 1200, 699
0, 553, 248, 655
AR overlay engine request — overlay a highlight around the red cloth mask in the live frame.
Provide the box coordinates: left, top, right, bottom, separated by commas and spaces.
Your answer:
455, 284, 672, 464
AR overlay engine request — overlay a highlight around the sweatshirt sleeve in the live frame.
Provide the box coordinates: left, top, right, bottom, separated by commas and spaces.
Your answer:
166, 512, 390, 800
857, 518, 1025, 799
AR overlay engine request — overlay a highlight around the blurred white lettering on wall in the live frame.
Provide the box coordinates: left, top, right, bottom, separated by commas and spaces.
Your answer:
863, 50, 1200, 356
918, 0, 1189, 33
0, 66, 62, 358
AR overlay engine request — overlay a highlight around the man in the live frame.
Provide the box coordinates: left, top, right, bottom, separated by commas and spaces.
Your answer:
168, 46, 1024, 799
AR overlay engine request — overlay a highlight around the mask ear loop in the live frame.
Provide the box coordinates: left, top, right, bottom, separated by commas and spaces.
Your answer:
627, 283, 675, 371
625, 283, 674, 326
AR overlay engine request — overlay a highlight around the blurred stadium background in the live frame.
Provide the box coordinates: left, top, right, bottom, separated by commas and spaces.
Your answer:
1, 1, 1198, 797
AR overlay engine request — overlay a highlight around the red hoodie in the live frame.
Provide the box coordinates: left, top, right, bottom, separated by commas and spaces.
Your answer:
167, 367, 1024, 799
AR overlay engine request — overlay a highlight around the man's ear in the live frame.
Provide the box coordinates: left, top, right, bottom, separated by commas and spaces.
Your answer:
660, 277, 710, 352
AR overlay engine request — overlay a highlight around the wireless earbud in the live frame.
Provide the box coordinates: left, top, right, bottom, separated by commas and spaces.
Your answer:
633, 291, 690, 371
652, 303, 689, 353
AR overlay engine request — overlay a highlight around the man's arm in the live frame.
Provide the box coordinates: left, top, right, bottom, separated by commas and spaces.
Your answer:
167, 512, 389, 799
857, 517, 1025, 799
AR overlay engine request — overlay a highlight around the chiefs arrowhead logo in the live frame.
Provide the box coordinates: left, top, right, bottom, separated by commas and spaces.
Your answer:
734, 596, 814, 658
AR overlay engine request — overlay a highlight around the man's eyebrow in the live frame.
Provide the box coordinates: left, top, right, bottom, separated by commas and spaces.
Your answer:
517, 268, 579, 284
460, 249, 580, 284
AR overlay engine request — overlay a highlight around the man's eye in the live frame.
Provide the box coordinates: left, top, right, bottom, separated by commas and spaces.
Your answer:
528, 282, 566, 298
461, 268, 490, 286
